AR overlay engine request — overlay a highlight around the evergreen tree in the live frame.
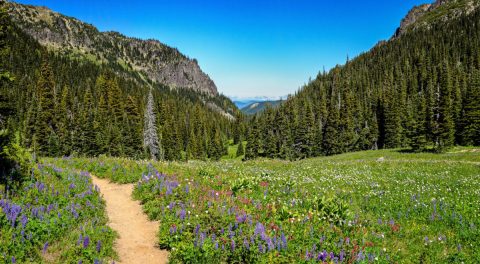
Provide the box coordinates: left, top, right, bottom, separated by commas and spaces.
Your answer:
462, 69, 480, 145
56, 85, 70, 155
35, 60, 56, 155
236, 140, 244, 158
124, 95, 143, 157
436, 62, 455, 151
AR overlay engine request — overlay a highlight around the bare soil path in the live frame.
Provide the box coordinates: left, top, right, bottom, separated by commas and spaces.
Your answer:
91, 176, 169, 264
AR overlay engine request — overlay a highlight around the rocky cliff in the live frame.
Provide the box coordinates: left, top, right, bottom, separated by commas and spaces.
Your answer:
393, 0, 479, 38
8, 2, 218, 95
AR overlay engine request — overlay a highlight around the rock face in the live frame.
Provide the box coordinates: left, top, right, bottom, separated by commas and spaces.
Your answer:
394, 4, 432, 38
393, 0, 479, 39
8, 2, 218, 95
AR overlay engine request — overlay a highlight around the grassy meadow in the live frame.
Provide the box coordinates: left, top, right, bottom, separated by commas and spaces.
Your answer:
40, 147, 480, 263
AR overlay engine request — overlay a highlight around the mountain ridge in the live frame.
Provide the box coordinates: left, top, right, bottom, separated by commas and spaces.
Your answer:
394, 0, 479, 38
8, 1, 218, 95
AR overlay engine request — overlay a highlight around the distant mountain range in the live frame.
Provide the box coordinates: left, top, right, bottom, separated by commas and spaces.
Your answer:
240, 100, 283, 115
232, 96, 287, 107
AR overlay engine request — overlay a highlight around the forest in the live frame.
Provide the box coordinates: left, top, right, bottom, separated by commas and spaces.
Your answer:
244, 6, 480, 160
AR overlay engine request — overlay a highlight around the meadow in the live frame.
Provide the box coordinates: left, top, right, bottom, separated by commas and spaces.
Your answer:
43, 147, 480, 263
0, 163, 117, 263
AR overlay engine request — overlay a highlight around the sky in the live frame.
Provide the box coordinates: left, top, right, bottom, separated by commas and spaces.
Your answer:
15, 0, 430, 99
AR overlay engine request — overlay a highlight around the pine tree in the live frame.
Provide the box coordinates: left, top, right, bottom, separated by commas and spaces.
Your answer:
436, 62, 455, 151
94, 92, 109, 155
124, 95, 143, 157
383, 78, 402, 148
143, 90, 163, 160
323, 92, 342, 155
56, 85, 70, 155
81, 88, 96, 156
35, 60, 56, 155
409, 93, 428, 152
462, 69, 480, 145
236, 140, 244, 158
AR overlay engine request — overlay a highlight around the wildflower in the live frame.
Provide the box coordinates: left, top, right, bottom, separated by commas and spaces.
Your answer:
96, 240, 102, 253
42, 242, 49, 254
281, 232, 288, 248
340, 249, 345, 261
231, 239, 235, 251
83, 236, 90, 248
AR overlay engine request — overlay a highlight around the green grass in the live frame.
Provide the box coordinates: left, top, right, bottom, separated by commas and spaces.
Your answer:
45, 147, 480, 263
0, 163, 117, 263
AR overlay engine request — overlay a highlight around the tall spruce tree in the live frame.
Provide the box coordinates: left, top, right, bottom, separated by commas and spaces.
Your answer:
462, 69, 480, 145
436, 62, 455, 151
35, 60, 56, 155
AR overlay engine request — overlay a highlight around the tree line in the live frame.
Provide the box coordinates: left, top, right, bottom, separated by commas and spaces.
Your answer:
245, 7, 480, 160
1, 8, 238, 162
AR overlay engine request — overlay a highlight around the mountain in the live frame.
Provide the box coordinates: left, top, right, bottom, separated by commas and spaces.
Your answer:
8, 1, 218, 95
1, 1, 238, 161
232, 96, 287, 109
244, 0, 480, 160
394, 0, 479, 38
241, 100, 283, 115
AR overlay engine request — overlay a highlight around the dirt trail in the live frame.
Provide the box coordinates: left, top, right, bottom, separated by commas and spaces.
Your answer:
91, 176, 169, 264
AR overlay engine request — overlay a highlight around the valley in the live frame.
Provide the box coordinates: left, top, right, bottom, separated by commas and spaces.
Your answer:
1, 0, 479, 263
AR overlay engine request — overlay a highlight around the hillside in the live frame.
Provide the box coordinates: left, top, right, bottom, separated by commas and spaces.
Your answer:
241, 100, 283, 115
8, 1, 218, 95
1, 1, 237, 161
245, 0, 480, 160
394, 0, 479, 38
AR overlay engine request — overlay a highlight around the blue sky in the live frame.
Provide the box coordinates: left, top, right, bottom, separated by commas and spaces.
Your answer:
15, 0, 429, 98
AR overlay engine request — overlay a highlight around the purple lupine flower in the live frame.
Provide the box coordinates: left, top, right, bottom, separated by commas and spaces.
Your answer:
94, 260, 99, 264
258, 243, 264, 253
305, 250, 310, 260
21, 214, 28, 228
281, 232, 287, 248
77, 234, 83, 245
178, 209, 186, 220
231, 239, 235, 251
42, 242, 49, 254
215, 241, 219, 250
78, 260, 82, 264
195, 224, 200, 235
83, 236, 90, 248
11, 256, 15, 263
96, 240, 102, 253
254, 222, 265, 236
340, 249, 345, 261
243, 237, 250, 250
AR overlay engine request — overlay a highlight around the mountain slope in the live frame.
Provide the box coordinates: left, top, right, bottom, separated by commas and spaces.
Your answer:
1, 1, 237, 161
8, 1, 218, 95
245, 0, 480, 160
394, 0, 479, 38
241, 100, 282, 115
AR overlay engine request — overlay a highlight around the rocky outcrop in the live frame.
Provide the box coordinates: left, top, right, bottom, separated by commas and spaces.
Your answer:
393, 0, 479, 39
8, 2, 218, 95
394, 4, 432, 38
